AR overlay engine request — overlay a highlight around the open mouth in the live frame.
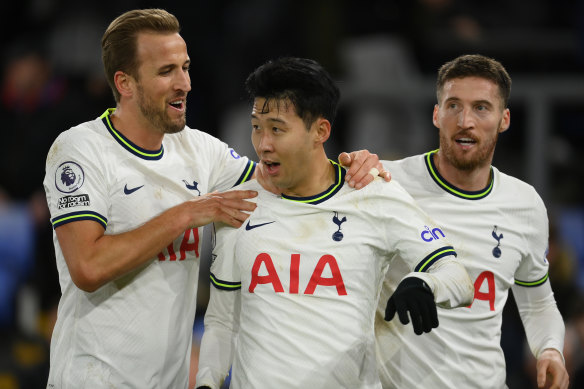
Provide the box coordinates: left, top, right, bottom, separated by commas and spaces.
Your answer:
168, 99, 185, 111
455, 137, 476, 147
263, 161, 280, 174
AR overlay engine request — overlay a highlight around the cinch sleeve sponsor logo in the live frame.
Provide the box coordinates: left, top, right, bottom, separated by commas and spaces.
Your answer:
420, 225, 446, 242
229, 148, 241, 159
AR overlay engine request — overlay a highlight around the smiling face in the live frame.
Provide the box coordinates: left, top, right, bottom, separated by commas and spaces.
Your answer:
133, 31, 191, 134
251, 97, 329, 195
433, 76, 510, 171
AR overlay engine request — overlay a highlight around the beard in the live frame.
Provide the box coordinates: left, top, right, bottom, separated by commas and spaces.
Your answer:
439, 130, 498, 171
137, 84, 186, 135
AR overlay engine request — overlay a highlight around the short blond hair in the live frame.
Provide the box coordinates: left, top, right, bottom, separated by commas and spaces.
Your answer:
101, 9, 180, 102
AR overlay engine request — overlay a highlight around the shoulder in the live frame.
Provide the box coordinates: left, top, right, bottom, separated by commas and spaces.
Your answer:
172, 126, 226, 146
48, 118, 108, 159
232, 179, 263, 192
168, 126, 249, 161
494, 167, 544, 207
382, 153, 428, 182
54, 117, 103, 142
347, 177, 416, 205
382, 153, 424, 171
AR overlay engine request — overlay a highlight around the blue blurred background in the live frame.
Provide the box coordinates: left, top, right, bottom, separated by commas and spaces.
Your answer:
0, 1, 583, 388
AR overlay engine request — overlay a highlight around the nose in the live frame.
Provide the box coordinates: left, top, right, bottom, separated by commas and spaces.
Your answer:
175, 70, 191, 93
254, 130, 273, 154
457, 107, 474, 129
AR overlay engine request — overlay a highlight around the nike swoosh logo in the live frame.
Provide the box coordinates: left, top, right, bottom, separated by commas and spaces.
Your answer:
124, 184, 144, 195
245, 220, 275, 230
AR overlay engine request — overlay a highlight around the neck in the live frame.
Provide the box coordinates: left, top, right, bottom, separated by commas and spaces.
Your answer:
433, 151, 492, 191
282, 152, 335, 198
110, 105, 164, 150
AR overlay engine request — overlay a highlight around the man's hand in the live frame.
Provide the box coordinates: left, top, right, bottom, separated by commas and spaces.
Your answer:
338, 150, 390, 189
185, 190, 257, 229
385, 277, 438, 335
536, 349, 569, 389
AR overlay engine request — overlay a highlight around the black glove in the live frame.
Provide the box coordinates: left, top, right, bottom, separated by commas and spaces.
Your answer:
385, 276, 438, 335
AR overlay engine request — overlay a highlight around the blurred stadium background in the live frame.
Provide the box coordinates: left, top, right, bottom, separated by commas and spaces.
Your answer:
1, 1, 583, 388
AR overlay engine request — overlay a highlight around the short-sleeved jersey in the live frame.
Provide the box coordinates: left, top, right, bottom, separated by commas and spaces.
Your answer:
376, 151, 550, 389
210, 162, 458, 389
43, 109, 255, 389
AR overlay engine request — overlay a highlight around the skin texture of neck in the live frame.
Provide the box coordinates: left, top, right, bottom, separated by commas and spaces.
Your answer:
281, 150, 335, 198
110, 105, 164, 150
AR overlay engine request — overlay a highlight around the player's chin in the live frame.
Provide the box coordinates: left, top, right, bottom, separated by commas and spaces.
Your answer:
163, 120, 186, 134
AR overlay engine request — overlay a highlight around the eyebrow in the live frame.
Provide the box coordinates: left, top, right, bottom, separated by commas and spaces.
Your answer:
444, 97, 494, 106
251, 113, 287, 124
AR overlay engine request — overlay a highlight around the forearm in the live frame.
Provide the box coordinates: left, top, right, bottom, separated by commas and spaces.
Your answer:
58, 203, 191, 291
411, 257, 474, 308
59, 190, 257, 292
196, 288, 239, 388
513, 282, 566, 359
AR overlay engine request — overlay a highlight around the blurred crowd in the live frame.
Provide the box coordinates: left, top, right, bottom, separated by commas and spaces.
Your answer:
0, 1, 583, 388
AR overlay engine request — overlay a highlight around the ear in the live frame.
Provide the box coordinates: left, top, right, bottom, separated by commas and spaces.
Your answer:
432, 104, 440, 129
113, 71, 134, 99
498, 108, 510, 134
313, 118, 331, 145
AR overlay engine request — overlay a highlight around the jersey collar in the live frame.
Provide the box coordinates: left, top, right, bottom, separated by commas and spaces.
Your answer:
281, 160, 346, 204
100, 108, 164, 160
424, 149, 493, 200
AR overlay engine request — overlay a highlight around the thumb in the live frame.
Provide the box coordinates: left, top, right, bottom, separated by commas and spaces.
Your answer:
536, 359, 549, 388
338, 152, 351, 167
385, 299, 396, 321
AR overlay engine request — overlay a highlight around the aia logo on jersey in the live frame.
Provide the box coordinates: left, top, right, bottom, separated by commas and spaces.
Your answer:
158, 228, 200, 261
55, 161, 84, 193
421, 225, 445, 242
249, 253, 347, 296
332, 212, 347, 241
491, 225, 504, 258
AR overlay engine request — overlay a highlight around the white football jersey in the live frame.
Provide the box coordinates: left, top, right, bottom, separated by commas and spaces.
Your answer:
43, 109, 255, 389
376, 151, 552, 389
210, 161, 462, 389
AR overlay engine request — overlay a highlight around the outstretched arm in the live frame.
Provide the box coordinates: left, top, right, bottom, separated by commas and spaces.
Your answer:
56, 190, 257, 292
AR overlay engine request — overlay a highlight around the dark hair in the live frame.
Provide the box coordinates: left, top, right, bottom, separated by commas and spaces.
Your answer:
245, 57, 340, 129
436, 54, 512, 108
101, 9, 181, 102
